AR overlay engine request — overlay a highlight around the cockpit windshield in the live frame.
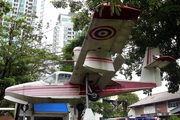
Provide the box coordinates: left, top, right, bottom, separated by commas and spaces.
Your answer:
42, 73, 56, 83
58, 73, 71, 83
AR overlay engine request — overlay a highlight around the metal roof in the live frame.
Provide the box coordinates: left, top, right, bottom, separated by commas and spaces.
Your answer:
170, 106, 180, 114
129, 90, 180, 107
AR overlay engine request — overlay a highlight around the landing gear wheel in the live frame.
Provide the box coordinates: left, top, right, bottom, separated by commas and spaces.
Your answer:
88, 90, 99, 101
76, 103, 85, 111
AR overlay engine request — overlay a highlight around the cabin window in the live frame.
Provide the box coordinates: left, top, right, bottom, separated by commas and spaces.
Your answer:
42, 73, 56, 83
58, 73, 71, 83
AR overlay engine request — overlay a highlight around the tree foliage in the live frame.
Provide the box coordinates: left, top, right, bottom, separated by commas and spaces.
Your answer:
169, 115, 180, 120
71, 11, 91, 32
0, 0, 59, 114
60, 35, 85, 71
0, 0, 11, 18
117, 93, 139, 117
89, 93, 139, 117
89, 100, 114, 118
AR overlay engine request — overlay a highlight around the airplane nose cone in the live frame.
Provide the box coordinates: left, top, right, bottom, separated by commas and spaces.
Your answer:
5, 81, 43, 93
4, 85, 28, 104
4, 81, 42, 104
5, 84, 23, 95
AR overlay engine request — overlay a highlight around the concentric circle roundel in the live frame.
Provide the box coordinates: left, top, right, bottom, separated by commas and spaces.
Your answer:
89, 26, 116, 40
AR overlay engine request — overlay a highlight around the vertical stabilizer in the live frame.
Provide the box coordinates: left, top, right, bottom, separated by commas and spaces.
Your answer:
139, 47, 175, 86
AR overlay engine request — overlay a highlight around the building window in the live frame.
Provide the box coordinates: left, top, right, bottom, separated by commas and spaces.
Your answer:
168, 100, 180, 108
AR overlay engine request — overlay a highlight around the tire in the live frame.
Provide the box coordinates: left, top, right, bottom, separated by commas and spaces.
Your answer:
76, 103, 84, 111
88, 90, 99, 102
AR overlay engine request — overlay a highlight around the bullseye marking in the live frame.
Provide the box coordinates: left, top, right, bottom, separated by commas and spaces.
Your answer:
89, 26, 116, 40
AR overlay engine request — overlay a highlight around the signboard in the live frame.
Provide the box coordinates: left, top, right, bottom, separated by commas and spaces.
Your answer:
34, 103, 68, 113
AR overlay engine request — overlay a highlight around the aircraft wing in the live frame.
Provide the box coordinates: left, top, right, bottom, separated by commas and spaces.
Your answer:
70, 4, 140, 86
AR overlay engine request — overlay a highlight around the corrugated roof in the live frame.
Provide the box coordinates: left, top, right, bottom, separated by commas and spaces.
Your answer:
129, 90, 180, 107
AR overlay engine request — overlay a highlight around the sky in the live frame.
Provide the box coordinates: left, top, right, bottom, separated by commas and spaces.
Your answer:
42, 1, 168, 100
41, 0, 70, 45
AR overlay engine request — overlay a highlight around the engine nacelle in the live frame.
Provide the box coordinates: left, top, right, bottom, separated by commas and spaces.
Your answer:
72, 47, 81, 61
83, 51, 115, 73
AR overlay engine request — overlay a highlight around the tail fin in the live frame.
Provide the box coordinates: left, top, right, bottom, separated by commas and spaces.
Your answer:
139, 47, 175, 86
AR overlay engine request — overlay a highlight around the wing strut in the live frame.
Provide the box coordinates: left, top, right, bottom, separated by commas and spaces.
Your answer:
84, 74, 96, 120
85, 74, 89, 108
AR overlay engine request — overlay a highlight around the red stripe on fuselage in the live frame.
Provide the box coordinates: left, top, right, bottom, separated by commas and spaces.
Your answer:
7, 85, 80, 97
85, 57, 112, 63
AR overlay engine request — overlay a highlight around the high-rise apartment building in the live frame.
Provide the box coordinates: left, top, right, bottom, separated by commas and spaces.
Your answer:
6, 0, 45, 25
52, 13, 76, 55
38, 0, 45, 23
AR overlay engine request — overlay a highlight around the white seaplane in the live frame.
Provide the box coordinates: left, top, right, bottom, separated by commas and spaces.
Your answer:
4, 4, 175, 120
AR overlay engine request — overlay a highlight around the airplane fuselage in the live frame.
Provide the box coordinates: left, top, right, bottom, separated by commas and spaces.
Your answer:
5, 71, 156, 104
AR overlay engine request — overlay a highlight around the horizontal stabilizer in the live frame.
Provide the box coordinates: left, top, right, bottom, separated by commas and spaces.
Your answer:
145, 56, 175, 68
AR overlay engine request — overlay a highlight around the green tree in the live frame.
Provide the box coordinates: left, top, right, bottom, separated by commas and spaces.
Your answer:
89, 93, 139, 118
0, 1, 59, 115
0, 0, 11, 18
60, 35, 85, 71
169, 115, 180, 120
89, 100, 115, 118
117, 93, 139, 117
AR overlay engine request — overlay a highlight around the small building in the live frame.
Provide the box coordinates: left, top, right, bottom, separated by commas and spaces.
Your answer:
18, 103, 101, 120
128, 90, 180, 119
18, 103, 70, 120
